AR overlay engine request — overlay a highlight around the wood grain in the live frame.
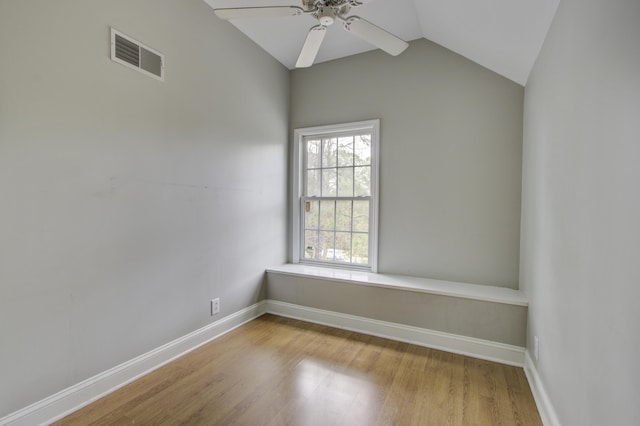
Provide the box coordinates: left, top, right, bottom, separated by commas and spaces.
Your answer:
54, 314, 542, 425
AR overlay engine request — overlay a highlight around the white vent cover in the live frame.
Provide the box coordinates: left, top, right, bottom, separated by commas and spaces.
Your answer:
110, 28, 164, 81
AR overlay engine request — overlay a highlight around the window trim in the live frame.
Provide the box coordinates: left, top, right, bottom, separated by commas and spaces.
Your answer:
292, 119, 380, 272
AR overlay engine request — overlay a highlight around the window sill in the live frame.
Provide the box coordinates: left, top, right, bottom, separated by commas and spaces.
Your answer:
266, 264, 527, 307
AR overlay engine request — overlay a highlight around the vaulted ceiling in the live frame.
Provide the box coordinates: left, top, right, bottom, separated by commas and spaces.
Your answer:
204, 0, 559, 86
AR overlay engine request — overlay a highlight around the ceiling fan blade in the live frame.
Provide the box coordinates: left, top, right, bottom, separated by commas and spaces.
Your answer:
343, 17, 409, 56
213, 6, 303, 21
296, 25, 327, 68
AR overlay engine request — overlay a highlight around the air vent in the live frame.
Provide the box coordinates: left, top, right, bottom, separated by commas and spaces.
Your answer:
110, 28, 164, 81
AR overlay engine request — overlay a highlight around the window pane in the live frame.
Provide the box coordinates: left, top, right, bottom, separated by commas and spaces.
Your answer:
337, 167, 354, 197
335, 232, 352, 263
306, 169, 320, 196
306, 139, 321, 169
355, 134, 371, 166
318, 231, 334, 261
353, 200, 369, 232
336, 200, 352, 232
304, 230, 319, 260
354, 166, 370, 196
321, 168, 337, 197
352, 233, 369, 265
304, 199, 320, 230
322, 138, 337, 167
319, 200, 335, 231
337, 136, 354, 167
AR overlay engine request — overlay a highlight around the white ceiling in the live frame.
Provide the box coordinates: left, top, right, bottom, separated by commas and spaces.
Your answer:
204, 0, 559, 86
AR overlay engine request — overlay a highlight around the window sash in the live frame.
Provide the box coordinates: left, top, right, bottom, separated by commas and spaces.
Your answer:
302, 132, 372, 199
300, 195, 372, 267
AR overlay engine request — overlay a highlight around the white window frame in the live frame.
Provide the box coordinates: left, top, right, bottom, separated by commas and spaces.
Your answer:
292, 119, 380, 272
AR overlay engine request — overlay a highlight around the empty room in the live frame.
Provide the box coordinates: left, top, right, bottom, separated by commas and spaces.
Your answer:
0, 0, 638, 425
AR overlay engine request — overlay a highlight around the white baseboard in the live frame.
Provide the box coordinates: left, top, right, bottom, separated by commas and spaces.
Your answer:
523, 350, 562, 426
0, 301, 267, 426
264, 299, 525, 367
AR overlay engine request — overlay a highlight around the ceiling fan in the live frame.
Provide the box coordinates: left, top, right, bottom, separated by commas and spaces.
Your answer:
205, 0, 409, 68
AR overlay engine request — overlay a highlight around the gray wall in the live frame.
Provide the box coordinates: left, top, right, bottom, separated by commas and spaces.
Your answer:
0, 0, 289, 417
521, 0, 640, 424
291, 39, 524, 288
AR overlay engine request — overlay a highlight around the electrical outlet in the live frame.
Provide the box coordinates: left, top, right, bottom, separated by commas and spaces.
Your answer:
534, 335, 540, 361
211, 298, 220, 316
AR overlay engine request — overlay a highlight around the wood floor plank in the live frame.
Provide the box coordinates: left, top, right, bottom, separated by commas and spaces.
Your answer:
54, 314, 542, 426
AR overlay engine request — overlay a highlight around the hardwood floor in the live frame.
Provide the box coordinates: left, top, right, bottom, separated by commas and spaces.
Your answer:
55, 314, 542, 425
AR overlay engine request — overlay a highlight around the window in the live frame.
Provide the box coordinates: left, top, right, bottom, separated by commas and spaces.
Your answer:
292, 120, 379, 271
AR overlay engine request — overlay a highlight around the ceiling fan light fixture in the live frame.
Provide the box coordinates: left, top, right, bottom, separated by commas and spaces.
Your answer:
318, 6, 336, 26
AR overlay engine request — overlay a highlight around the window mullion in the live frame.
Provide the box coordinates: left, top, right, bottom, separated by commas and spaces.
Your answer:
352, 136, 356, 196
319, 138, 324, 197
318, 199, 323, 261
333, 200, 337, 262
350, 200, 354, 263
351, 138, 355, 263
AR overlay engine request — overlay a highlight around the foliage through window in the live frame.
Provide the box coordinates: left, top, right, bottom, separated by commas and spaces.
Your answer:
293, 121, 379, 271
